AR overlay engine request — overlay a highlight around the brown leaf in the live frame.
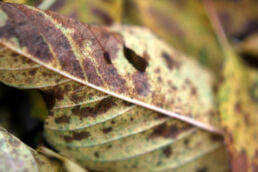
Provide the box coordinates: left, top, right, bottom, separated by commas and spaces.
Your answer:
0, 2, 220, 132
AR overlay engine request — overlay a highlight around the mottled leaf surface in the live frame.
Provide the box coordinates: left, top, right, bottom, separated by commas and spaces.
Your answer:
0, 2, 230, 171
0, 38, 229, 172
204, 1, 258, 171
0, 2, 220, 132
218, 48, 258, 172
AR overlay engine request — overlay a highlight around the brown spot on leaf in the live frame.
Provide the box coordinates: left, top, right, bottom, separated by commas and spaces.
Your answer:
150, 122, 191, 139
55, 116, 70, 124
64, 131, 90, 142
155, 113, 168, 119
52, 87, 64, 100
191, 87, 197, 95
132, 72, 150, 97
29, 69, 36, 76
71, 97, 115, 119
163, 147, 172, 157
94, 152, 99, 158
161, 52, 180, 70
102, 127, 112, 134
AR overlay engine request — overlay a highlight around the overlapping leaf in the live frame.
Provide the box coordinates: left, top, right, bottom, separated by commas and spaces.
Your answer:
0, 126, 85, 172
218, 48, 258, 172
213, 0, 258, 38
0, 2, 230, 171
204, 1, 258, 171
122, 0, 223, 74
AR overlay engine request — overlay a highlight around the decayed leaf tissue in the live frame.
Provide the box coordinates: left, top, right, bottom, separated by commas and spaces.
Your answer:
0, 0, 257, 172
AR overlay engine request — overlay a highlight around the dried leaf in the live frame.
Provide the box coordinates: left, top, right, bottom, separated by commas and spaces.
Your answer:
218, 48, 258, 172
204, 1, 258, 171
0, 2, 230, 171
0, 2, 220, 132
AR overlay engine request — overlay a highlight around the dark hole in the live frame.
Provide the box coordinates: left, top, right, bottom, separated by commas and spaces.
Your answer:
240, 53, 258, 69
103, 52, 112, 64
123, 46, 148, 72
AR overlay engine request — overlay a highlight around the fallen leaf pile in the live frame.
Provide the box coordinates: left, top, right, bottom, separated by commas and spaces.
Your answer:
0, 0, 257, 172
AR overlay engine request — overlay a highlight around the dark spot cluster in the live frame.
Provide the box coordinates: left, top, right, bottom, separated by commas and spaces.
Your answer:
94, 151, 99, 158
64, 131, 90, 142
102, 126, 112, 134
149, 122, 191, 139
71, 97, 115, 120
28, 69, 37, 76
55, 115, 71, 124
163, 146, 172, 157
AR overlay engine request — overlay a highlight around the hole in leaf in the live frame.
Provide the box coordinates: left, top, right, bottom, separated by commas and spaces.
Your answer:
103, 52, 112, 64
123, 46, 148, 72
